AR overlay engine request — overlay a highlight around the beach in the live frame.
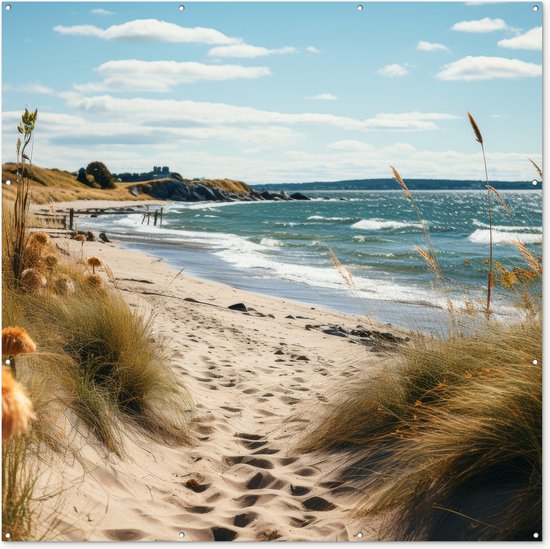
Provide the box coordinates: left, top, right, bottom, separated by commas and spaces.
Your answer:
41, 231, 406, 541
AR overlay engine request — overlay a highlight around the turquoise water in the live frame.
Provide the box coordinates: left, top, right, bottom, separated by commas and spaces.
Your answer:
83, 190, 542, 332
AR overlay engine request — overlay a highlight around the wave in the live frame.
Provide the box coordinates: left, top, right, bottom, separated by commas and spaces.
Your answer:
472, 219, 542, 232
353, 235, 393, 243
352, 218, 422, 231
260, 237, 283, 247
468, 229, 542, 245
307, 215, 350, 222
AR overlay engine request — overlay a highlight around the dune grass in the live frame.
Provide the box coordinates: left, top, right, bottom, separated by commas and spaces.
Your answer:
299, 115, 542, 540
2, 110, 194, 540
2, 163, 252, 204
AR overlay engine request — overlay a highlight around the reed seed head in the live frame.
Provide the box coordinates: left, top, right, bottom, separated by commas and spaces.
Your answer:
390, 165, 413, 201
528, 158, 543, 179
2, 327, 36, 357
2, 367, 35, 440
467, 112, 483, 145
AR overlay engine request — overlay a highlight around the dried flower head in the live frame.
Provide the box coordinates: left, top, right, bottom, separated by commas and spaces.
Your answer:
2, 367, 35, 440
2, 327, 36, 357
86, 256, 102, 267
28, 231, 50, 247
85, 274, 104, 289
86, 255, 102, 275
74, 234, 86, 243
19, 268, 47, 291
53, 276, 76, 296
43, 253, 59, 269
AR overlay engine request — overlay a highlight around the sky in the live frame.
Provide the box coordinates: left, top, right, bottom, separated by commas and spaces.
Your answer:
1, 1, 543, 183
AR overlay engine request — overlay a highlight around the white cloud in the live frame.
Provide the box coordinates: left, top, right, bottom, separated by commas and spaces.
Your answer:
3, 83, 55, 95
436, 56, 542, 81
53, 19, 239, 44
73, 60, 271, 92
417, 40, 450, 53
90, 8, 114, 15
64, 94, 455, 131
451, 17, 508, 32
208, 44, 297, 58
306, 46, 320, 54
498, 27, 542, 50
2, 110, 538, 182
306, 93, 337, 101
377, 64, 409, 77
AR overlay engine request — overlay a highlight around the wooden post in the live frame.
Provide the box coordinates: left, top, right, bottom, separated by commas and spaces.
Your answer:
147, 212, 150, 225
154, 210, 158, 226
160, 207, 163, 227
69, 208, 74, 230
63, 215, 67, 230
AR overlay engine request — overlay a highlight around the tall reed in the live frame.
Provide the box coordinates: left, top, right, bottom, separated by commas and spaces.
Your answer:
467, 113, 493, 317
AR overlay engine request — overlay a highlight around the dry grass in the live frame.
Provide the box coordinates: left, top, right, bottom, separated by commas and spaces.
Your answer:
2, 112, 194, 539
299, 315, 541, 540
298, 119, 542, 540
2, 163, 253, 204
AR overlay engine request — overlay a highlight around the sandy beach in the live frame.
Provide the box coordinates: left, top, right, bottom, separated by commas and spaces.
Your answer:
38, 233, 406, 542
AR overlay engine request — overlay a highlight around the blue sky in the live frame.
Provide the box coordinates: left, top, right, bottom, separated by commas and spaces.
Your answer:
1, 1, 543, 183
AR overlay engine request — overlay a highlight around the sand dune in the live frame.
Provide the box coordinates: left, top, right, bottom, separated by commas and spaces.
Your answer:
42, 237, 404, 541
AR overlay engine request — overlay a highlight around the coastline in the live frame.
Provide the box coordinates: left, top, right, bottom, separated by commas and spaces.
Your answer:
43, 234, 407, 541
35, 199, 454, 334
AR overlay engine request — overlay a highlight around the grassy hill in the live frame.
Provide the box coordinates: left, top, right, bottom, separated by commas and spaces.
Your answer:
2, 164, 252, 204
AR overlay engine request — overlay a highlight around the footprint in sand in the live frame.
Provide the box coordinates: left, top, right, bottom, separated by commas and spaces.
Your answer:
104, 529, 147, 541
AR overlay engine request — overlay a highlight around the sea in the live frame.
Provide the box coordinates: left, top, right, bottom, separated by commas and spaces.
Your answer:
81, 190, 542, 334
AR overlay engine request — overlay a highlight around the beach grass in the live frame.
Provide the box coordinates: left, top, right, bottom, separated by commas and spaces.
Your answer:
2, 110, 195, 540
298, 115, 542, 540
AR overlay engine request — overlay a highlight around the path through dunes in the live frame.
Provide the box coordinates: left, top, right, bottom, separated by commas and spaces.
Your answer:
47, 240, 396, 541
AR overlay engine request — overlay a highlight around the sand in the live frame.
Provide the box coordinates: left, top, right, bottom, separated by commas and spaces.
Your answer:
40, 235, 405, 542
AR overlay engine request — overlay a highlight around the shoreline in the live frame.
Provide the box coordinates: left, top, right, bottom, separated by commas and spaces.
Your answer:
44, 235, 406, 541
37, 198, 453, 334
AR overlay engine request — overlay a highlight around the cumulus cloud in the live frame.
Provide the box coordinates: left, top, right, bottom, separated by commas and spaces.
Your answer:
498, 27, 542, 50
53, 19, 239, 44
73, 60, 271, 92
306, 46, 320, 54
451, 17, 508, 32
306, 93, 337, 101
377, 64, 410, 77
64, 94, 457, 131
90, 8, 113, 15
435, 56, 542, 81
208, 44, 297, 58
2, 109, 538, 182
417, 40, 450, 53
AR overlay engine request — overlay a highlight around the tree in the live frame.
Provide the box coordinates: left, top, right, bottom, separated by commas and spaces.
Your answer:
86, 161, 115, 189
77, 167, 89, 185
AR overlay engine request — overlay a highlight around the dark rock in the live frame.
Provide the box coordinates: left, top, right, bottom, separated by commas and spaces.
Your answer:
98, 232, 111, 243
274, 350, 284, 355
285, 314, 295, 319
290, 192, 310, 201
296, 355, 309, 361
228, 302, 248, 312
85, 231, 95, 241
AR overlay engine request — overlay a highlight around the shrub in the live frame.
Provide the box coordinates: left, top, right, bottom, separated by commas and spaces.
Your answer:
85, 161, 115, 190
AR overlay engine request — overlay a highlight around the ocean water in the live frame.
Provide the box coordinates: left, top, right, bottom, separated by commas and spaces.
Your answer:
82, 190, 542, 333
